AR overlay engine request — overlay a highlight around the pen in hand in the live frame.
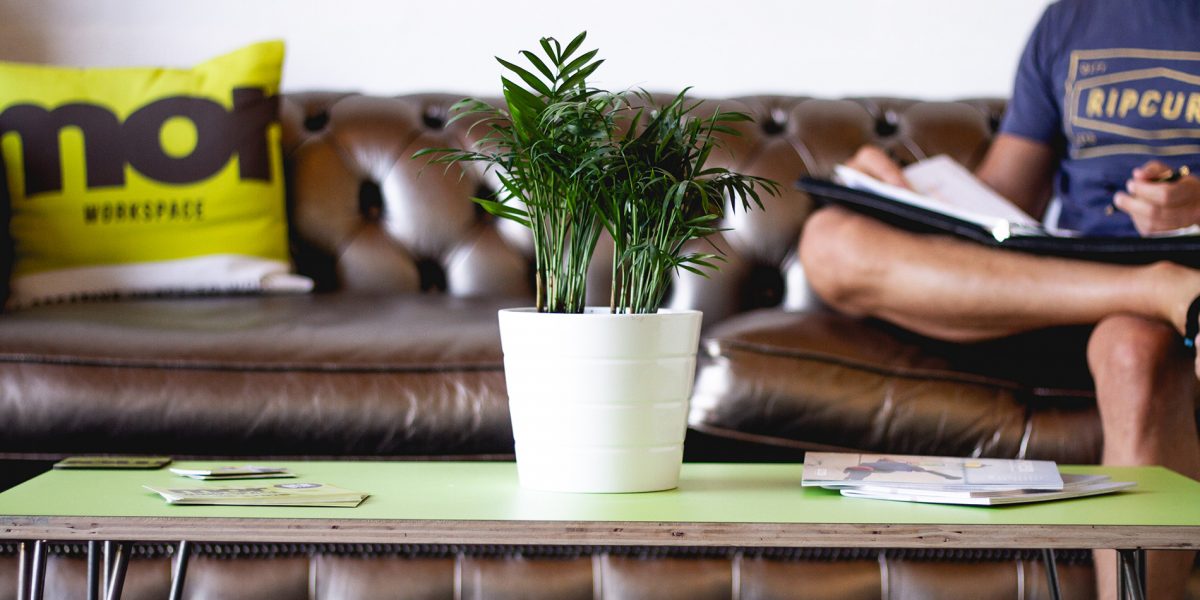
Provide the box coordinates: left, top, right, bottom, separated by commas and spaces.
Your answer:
1106, 165, 1191, 216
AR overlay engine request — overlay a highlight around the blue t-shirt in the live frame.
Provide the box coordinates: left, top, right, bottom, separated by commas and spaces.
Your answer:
999, 0, 1200, 237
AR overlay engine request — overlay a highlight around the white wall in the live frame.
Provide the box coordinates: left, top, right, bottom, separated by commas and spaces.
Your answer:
0, 0, 1051, 100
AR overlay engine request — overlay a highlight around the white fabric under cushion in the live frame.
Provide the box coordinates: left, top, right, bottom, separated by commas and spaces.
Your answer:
7, 255, 312, 308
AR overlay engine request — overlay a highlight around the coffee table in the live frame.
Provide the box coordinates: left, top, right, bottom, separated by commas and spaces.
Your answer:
2, 461, 1198, 600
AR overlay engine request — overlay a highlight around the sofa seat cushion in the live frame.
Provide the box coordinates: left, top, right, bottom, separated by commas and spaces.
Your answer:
688, 308, 1106, 463
0, 294, 523, 457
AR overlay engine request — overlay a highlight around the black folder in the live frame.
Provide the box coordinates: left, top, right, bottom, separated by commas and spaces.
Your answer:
797, 176, 1200, 268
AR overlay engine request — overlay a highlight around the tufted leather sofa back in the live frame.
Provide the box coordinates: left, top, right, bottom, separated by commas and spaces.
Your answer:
279, 93, 1006, 324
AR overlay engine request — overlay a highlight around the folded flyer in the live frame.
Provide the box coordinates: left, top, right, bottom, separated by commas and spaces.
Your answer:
145, 482, 368, 507
169, 465, 295, 480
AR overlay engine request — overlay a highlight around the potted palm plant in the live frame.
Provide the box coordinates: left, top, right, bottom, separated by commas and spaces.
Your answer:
418, 33, 778, 492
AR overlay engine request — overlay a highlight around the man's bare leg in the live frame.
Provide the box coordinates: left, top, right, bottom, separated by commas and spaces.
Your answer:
1089, 314, 1199, 600
799, 206, 1200, 346
800, 206, 1200, 598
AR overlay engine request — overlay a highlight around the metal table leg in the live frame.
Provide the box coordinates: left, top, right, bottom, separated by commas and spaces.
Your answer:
87, 541, 100, 600
29, 540, 46, 600
1137, 549, 1147, 594
102, 540, 114, 598
1117, 549, 1146, 600
168, 540, 191, 600
1041, 549, 1062, 600
16, 541, 29, 600
104, 543, 129, 600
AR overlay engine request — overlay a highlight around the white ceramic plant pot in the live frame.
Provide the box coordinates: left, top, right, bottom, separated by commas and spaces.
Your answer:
498, 307, 703, 493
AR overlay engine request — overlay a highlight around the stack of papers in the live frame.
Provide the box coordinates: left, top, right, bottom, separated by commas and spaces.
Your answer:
802, 452, 1134, 506
169, 465, 295, 480
145, 482, 369, 507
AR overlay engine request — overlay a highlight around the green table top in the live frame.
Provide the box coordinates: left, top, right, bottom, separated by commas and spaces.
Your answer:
2, 461, 1198, 549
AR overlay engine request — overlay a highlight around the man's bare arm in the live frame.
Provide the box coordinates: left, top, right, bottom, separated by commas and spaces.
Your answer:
974, 133, 1057, 221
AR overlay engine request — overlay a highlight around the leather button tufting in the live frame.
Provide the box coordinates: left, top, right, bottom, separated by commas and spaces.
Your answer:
761, 109, 786, 135
422, 108, 447, 130
358, 180, 383, 221
874, 117, 898, 137
473, 184, 497, 221
303, 111, 329, 132
740, 264, 786, 310
415, 258, 447, 292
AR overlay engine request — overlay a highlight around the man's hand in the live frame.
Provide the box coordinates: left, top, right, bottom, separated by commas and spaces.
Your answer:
1113, 160, 1200, 235
844, 145, 912, 189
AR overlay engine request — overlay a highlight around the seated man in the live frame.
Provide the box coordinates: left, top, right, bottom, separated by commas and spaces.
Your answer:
799, 0, 1199, 597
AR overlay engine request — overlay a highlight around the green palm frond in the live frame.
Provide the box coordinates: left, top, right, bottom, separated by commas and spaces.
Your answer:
416, 33, 780, 314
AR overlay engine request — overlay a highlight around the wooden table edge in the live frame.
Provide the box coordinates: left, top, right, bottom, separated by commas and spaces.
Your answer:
3, 516, 1199, 550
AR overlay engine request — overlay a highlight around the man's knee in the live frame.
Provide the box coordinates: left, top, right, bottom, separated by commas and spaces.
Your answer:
798, 206, 883, 312
1087, 314, 1179, 379
1088, 314, 1191, 425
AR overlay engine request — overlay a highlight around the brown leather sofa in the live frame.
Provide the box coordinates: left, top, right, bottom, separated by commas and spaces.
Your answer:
1, 92, 1196, 599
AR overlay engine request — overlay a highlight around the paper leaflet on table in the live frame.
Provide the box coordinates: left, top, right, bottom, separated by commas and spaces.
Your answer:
145, 481, 368, 507
169, 465, 295, 480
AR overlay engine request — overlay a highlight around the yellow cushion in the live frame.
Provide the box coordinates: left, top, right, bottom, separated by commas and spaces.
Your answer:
0, 40, 310, 308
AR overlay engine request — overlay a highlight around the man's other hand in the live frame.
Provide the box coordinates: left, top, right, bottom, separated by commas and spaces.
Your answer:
1114, 160, 1200, 235
845, 145, 912, 189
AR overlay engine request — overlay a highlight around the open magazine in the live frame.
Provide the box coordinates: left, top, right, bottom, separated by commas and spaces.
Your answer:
797, 157, 1200, 266
833, 156, 1049, 242
802, 452, 1134, 506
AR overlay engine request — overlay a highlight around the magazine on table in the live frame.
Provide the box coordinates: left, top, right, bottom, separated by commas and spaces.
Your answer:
803, 452, 1065, 490
839, 473, 1136, 506
802, 452, 1134, 506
